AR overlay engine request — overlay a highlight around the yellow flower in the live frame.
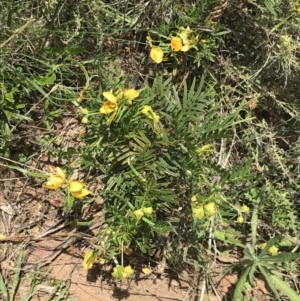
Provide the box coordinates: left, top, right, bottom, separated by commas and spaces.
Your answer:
191, 195, 197, 202
240, 205, 250, 213
178, 32, 191, 52
204, 202, 216, 217
83, 250, 97, 270
134, 208, 144, 221
192, 206, 205, 220
150, 46, 164, 63
43, 167, 66, 190
100, 99, 117, 114
81, 108, 89, 114
170, 37, 182, 51
123, 88, 139, 104
197, 144, 214, 156
81, 116, 89, 124
260, 242, 267, 250
268, 245, 279, 256
112, 265, 134, 280
143, 206, 153, 215
142, 267, 152, 275
69, 180, 90, 199
237, 216, 244, 223
141, 105, 160, 122
100, 91, 118, 122
260, 243, 279, 256
171, 27, 196, 52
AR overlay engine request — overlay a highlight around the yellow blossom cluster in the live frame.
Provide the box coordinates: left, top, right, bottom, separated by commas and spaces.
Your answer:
43, 167, 90, 199
170, 27, 195, 52
100, 88, 139, 122
141, 105, 160, 122
237, 204, 250, 224
149, 27, 197, 64
191, 196, 216, 220
133, 206, 154, 221
260, 243, 279, 256
111, 265, 134, 280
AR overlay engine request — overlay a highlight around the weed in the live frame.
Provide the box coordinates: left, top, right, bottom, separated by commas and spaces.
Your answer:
1, 0, 300, 300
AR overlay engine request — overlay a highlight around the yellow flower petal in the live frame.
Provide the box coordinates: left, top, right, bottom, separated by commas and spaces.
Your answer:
69, 180, 90, 199
56, 167, 66, 181
69, 180, 85, 192
43, 182, 59, 190
141, 105, 151, 117
237, 216, 244, 223
100, 100, 117, 114
83, 250, 96, 270
152, 112, 160, 123
192, 206, 205, 220
81, 116, 89, 124
111, 265, 134, 279
115, 89, 124, 100
260, 242, 267, 250
112, 266, 123, 279
71, 188, 90, 199
241, 205, 250, 213
181, 44, 190, 52
103, 91, 118, 102
191, 195, 197, 202
268, 245, 279, 256
204, 202, 216, 217
142, 267, 151, 275
123, 89, 139, 104
134, 209, 144, 220
141, 105, 160, 122
179, 32, 189, 44
123, 265, 134, 278
81, 108, 89, 115
107, 109, 117, 123
143, 206, 153, 215
171, 37, 182, 51
43, 172, 65, 189
150, 46, 164, 64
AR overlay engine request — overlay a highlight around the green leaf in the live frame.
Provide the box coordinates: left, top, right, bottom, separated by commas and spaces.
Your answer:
142, 217, 155, 226
258, 266, 281, 301
10, 243, 25, 300
0, 270, 8, 301
35, 73, 56, 85
260, 252, 300, 263
270, 274, 300, 301
4, 92, 14, 103
248, 263, 257, 287
258, 236, 281, 259
5, 165, 48, 178
214, 230, 245, 248
233, 265, 251, 300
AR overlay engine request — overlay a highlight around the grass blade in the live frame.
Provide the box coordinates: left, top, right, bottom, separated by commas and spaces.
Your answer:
258, 265, 281, 301
270, 274, 300, 301
233, 265, 251, 301
0, 270, 9, 301
10, 243, 25, 301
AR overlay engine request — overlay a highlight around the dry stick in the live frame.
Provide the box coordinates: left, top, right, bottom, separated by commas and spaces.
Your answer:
0, 156, 46, 174
0, 16, 35, 49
